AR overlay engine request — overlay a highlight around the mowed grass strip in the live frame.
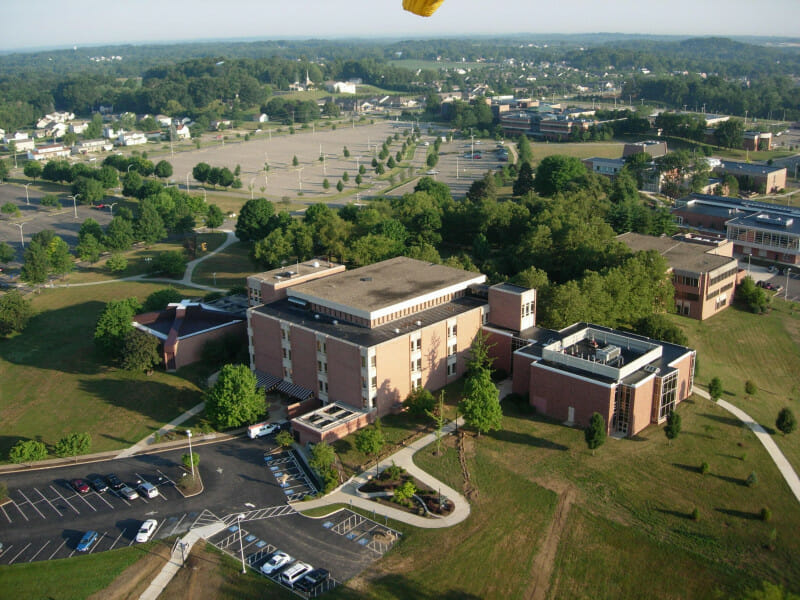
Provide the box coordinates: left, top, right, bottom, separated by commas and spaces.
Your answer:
191, 241, 256, 289
0, 282, 204, 459
670, 300, 800, 473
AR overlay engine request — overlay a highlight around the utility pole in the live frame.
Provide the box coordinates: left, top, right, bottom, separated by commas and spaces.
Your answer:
185, 172, 190, 192
296, 167, 303, 192
68, 193, 80, 219
23, 183, 31, 205
14, 222, 25, 248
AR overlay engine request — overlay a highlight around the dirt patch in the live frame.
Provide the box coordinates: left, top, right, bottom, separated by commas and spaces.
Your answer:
87, 543, 172, 600
160, 543, 232, 599
457, 431, 477, 500
525, 487, 577, 600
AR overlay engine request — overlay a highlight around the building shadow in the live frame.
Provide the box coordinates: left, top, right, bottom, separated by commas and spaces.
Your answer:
487, 428, 568, 451
700, 413, 742, 428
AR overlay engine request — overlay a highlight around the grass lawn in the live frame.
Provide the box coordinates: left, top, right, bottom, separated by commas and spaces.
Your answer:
0, 282, 205, 460
670, 299, 800, 473
528, 141, 624, 162
0, 543, 153, 600
325, 394, 800, 598
191, 241, 257, 289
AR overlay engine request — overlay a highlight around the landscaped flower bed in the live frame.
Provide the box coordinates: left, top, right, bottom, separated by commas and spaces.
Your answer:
357, 463, 454, 517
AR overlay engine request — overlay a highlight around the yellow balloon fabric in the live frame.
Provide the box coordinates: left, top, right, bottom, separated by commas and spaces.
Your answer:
403, 0, 445, 17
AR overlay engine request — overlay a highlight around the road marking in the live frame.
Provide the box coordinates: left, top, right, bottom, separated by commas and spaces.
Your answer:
109, 529, 126, 550
73, 491, 97, 512
110, 490, 131, 507
0, 545, 12, 563
34, 487, 63, 517
153, 519, 167, 538
168, 513, 187, 536
8, 542, 31, 564
17, 490, 46, 519
48, 540, 66, 560
93, 491, 114, 509
89, 531, 107, 553
68, 549, 76, 558
12, 500, 30, 521
28, 540, 50, 562
49, 486, 79, 514
0, 504, 11, 523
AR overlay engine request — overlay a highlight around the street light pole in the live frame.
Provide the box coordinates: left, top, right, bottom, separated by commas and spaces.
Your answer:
185, 172, 190, 192
237, 513, 246, 574
786, 268, 792, 301
14, 222, 25, 248
68, 194, 80, 219
185, 430, 195, 479
23, 183, 30, 205
108, 202, 118, 215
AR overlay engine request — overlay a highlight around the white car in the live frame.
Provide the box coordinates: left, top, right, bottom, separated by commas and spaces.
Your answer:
261, 550, 294, 575
138, 482, 158, 498
426, 169, 439, 175
136, 519, 158, 543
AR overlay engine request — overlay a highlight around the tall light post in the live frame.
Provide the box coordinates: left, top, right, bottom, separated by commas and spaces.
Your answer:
185, 172, 190, 192
127, 164, 135, 174
14, 222, 25, 249
108, 202, 118, 215
68, 193, 80, 219
237, 513, 246, 574
249, 177, 256, 200
23, 183, 31, 206
746, 253, 751, 274
786, 268, 792, 301
202, 188, 206, 203
185, 429, 195, 480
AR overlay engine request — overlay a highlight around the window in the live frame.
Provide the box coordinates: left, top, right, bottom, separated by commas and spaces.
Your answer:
447, 362, 457, 376
410, 338, 421, 352
317, 340, 326, 353
658, 372, 678, 420
283, 348, 288, 359
448, 344, 457, 357
612, 385, 632, 435
448, 323, 457, 338
361, 356, 367, 368
371, 376, 377, 389
370, 355, 376, 368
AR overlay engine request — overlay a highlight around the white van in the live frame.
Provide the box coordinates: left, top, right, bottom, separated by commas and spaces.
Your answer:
279, 561, 313, 588
248, 422, 279, 439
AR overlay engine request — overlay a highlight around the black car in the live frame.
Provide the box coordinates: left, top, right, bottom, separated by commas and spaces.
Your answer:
294, 568, 330, 592
105, 473, 125, 491
90, 477, 109, 493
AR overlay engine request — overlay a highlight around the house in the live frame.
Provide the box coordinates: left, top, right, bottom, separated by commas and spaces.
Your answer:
156, 115, 173, 127
6, 138, 35, 152
27, 144, 71, 161
174, 124, 191, 139
103, 126, 119, 139
133, 300, 247, 371
210, 120, 231, 131
618, 232, 739, 320
3, 132, 29, 144
623, 140, 668, 159
69, 122, 89, 135
583, 157, 626, 178
144, 130, 163, 141
73, 139, 114, 154
673, 194, 800, 266
118, 132, 147, 146
253, 113, 269, 123
326, 81, 356, 94
714, 161, 786, 194
511, 322, 695, 437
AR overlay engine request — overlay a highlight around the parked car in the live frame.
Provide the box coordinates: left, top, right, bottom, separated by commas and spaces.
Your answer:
136, 519, 158, 543
260, 550, 293, 575
279, 561, 313, 588
76, 530, 99, 552
138, 482, 158, 499
247, 422, 280, 439
90, 477, 108, 493
70, 479, 90, 494
426, 169, 439, 175
105, 474, 125, 491
119, 485, 139, 500
295, 568, 330, 592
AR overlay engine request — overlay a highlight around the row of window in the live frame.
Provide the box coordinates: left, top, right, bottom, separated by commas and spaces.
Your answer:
521, 300, 535, 318
729, 226, 800, 251
708, 267, 737, 287
706, 281, 734, 300
674, 274, 699, 288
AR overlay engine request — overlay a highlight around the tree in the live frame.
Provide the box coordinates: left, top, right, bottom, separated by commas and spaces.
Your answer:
182, 452, 200, 470
584, 412, 606, 454
104, 216, 134, 251
217, 167, 235, 188
322, 178, 330, 190
1, 202, 20, 218
192, 162, 211, 184
342, 171, 349, 182
664, 411, 681, 445
336, 180, 344, 192
0, 158, 9, 182
512, 162, 535, 197
106, 253, 128, 273
466, 331, 495, 376
0, 241, 14, 263
39, 194, 61, 208
708, 377, 724, 401
121, 170, 142, 197
24, 160, 42, 182
47, 235, 74, 277
355, 174, 363, 187
292, 155, 299, 167
9, 440, 47, 464
135, 203, 167, 245
236, 197, 275, 242
634, 314, 688, 346
0, 290, 34, 336
715, 119, 745, 149
394, 480, 417, 503
516, 134, 533, 167
205, 204, 224, 229
427, 392, 446, 456
742, 581, 800, 600
94, 297, 142, 359
150, 251, 186, 278
55, 432, 92, 461
71, 176, 104, 206
460, 368, 502, 436
343, 146, 350, 158
120, 329, 161, 372
204, 364, 266, 429
76, 233, 102, 263
745, 380, 758, 396
309, 441, 336, 474
154, 160, 173, 179
275, 430, 294, 449
143, 288, 184, 312
534, 155, 587, 196
405, 388, 436, 417
355, 423, 385, 475
776, 408, 797, 435
737, 276, 769, 313
20, 237, 50, 284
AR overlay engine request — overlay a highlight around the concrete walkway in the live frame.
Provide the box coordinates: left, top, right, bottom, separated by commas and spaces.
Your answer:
292, 417, 471, 528
694, 386, 800, 504
138, 521, 228, 600
115, 401, 206, 459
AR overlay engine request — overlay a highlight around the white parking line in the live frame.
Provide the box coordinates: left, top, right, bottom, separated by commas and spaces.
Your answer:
73, 491, 97, 512
48, 540, 67, 560
168, 513, 187, 536
28, 540, 50, 562
110, 490, 131, 507
17, 490, 46, 519
156, 469, 176, 486
50, 485, 79, 514
93, 491, 114, 509
152, 519, 168, 538
0, 504, 11, 523
34, 487, 63, 517
8, 542, 31, 564
0, 545, 12, 563
89, 531, 107, 553
12, 501, 29, 521
109, 529, 126, 550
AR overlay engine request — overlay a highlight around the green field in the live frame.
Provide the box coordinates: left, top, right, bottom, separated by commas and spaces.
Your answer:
191, 240, 257, 290
0, 282, 205, 459
671, 299, 800, 473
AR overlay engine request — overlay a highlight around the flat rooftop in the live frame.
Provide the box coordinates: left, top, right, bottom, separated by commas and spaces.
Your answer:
248, 258, 344, 285
293, 401, 369, 434
618, 232, 736, 274
289, 256, 486, 315
719, 160, 786, 176
727, 212, 800, 236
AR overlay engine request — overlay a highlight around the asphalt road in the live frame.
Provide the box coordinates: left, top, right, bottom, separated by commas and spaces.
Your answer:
0, 437, 391, 582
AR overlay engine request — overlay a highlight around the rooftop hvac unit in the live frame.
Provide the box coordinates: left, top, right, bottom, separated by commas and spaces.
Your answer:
394, 328, 401, 334
415, 320, 422, 326
313, 260, 320, 267
332, 320, 338, 325
644, 365, 661, 374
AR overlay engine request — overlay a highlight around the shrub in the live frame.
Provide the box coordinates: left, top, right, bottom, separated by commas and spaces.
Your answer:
405, 388, 436, 417
182, 452, 199, 470
383, 462, 405, 481
275, 430, 294, 448
106, 254, 128, 273
745, 380, 757, 396
700, 461, 710, 475
760, 507, 772, 522
394, 480, 417, 503
691, 507, 699, 521
9, 439, 48, 463
746, 471, 758, 487
776, 407, 797, 435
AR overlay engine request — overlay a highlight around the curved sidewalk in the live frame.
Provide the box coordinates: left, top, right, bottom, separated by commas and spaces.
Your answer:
291, 418, 470, 528
694, 386, 800, 504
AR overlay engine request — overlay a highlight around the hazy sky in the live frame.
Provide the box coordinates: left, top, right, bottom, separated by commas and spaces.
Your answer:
5, 0, 800, 51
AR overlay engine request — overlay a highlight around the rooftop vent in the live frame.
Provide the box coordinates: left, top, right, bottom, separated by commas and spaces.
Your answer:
314, 314, 320, 319
313, 260, 320, 268
394, 328, 401, 334
332, 320, 338, 325
415, 320, 422, 327
644, 365, 661, 374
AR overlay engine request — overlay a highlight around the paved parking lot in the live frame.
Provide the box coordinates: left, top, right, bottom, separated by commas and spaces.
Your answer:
264, 448, 318, 501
